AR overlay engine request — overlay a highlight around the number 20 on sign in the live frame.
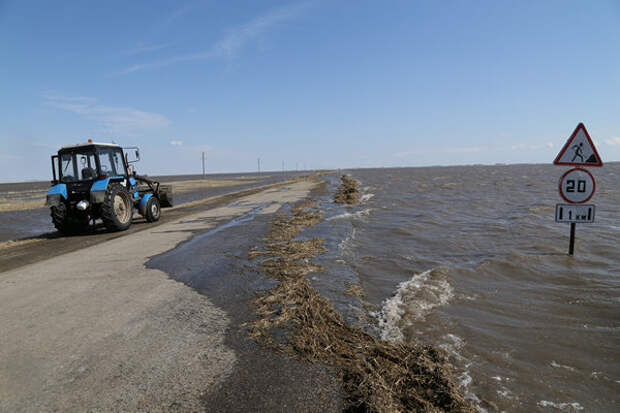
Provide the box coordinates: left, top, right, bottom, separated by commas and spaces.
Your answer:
558, 168, 595, 204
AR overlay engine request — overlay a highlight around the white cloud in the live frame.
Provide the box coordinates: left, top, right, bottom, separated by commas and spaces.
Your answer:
117, 2, 309, 74
44, 94, 170, 134
212, 2, 309, 58
605, 137, 620, 145
42, 91, 96, 103
170, 140, 183, 146
163, 2, 196, 28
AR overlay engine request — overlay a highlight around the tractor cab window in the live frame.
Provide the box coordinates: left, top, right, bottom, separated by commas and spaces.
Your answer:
98, 150, 114, 175
98, 148, 126, 176
59, 151, 97, 182
60, 153, 76, 182
111, 149, 125, 176
78, 153, 97, 180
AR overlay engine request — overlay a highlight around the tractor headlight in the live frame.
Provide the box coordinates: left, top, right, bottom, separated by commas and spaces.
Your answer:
76, 200, 90, 211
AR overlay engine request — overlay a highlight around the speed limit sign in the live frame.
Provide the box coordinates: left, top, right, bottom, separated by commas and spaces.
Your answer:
558, 167, 595, 204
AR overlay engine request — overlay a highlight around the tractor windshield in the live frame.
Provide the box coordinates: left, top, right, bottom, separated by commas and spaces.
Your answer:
59, 150, 98, 182
98, 148, 126, 176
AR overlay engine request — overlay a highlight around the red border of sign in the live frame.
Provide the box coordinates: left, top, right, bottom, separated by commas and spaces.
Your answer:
553, 123, 603, 166
558, 167, 596, 204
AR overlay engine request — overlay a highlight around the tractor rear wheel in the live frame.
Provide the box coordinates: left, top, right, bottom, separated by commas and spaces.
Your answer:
101, 183, 133, 231
144, 196, 161, 222
50, 203, 89, 234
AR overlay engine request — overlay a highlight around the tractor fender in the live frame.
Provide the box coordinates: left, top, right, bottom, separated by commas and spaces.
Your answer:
138, 193, 153, 216
90, 177, 124, 204
45, 184, 67, 207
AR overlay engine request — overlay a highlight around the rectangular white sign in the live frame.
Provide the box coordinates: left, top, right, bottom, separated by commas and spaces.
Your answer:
555, 204, 595, 223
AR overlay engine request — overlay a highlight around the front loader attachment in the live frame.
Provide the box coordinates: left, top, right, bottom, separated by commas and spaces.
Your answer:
158, 185, 173, 208
134, 175, 173, 208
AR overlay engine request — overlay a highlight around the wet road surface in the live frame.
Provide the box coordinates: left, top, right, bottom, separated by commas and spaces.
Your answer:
0, 179, 342, 412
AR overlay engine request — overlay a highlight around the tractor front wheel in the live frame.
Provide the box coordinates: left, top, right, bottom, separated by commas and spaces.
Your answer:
50, 203, 89, 234
102, 183, 133, 231
144, 196, 161, 222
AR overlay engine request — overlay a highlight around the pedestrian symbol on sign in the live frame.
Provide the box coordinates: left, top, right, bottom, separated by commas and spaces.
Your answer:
571, 143, 584, 162
554, 123, 603, 167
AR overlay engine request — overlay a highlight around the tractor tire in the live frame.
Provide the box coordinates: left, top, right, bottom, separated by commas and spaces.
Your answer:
101, 183, 133, 232
144, 196, 161, 222
50, 203, 89, 234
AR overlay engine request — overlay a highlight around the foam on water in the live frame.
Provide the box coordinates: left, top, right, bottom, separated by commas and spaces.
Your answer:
438, 333, 466, 362
537, 400, 584, 411
327, 208, 372, 221
360, 193, 374, 203
372, 268, 454, 342
437, 335, 490, 412
338, 227, 356, 255
550, 361, 577, 372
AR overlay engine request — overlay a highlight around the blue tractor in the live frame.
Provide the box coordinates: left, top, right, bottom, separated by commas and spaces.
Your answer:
46, 141, 173, 234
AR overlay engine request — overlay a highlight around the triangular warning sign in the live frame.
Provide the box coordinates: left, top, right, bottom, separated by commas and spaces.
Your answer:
554, 123, 603, 166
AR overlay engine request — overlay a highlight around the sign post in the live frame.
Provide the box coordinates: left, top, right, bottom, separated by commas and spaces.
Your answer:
568, 223, 576, 255
553, 123, 602, 255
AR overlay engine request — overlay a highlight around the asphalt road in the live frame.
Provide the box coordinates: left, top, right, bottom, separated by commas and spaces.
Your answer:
0, 179, 343, 412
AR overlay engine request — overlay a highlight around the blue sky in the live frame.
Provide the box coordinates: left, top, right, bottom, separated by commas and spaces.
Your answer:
1, 0, 619, 182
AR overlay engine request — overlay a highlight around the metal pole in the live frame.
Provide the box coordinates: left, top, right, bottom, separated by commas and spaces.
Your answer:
568, 223, 576, 255
258, 158, 260, 175
202, 152, 206, 177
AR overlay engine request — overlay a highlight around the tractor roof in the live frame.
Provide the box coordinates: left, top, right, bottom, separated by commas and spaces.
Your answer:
59, 142, 121, 150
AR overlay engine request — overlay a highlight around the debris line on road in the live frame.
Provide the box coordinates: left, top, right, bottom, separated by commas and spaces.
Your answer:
248, 194, 474, 413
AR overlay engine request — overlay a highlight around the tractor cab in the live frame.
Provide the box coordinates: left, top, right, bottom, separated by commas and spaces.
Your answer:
52, 143, 130, 185
46, 141, 172, 234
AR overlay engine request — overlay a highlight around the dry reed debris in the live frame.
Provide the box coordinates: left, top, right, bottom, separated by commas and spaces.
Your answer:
334, 175, 361, 205
248, 198, 474, 413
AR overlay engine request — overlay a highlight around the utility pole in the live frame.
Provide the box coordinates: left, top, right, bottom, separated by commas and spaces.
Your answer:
258, 157, 261, 175
202, 152, 206, 178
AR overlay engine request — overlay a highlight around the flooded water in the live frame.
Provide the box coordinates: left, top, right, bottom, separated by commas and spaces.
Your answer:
312, 164, 619, 412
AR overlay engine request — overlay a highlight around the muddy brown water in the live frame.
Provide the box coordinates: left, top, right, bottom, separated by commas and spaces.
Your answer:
306, 165, 618, 412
